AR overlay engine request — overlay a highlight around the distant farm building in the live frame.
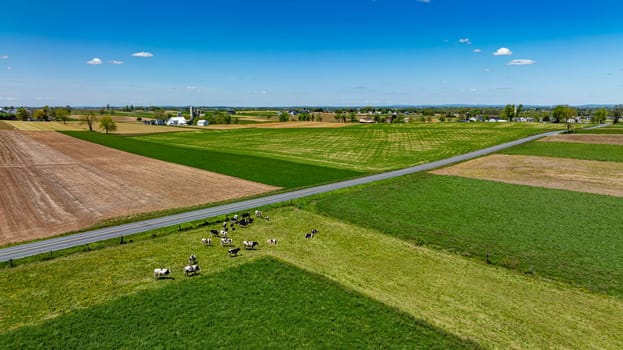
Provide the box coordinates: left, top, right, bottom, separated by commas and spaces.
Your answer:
166, 116, 187, 126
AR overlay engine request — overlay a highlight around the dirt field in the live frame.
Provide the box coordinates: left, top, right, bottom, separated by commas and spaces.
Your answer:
540, 134, 623, 145
4, 120, 191, 134
431, 154, 623, 197
0, 131, 279, 245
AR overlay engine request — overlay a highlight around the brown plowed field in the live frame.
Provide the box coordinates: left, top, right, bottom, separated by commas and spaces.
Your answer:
0, 131, 279, 245
431, 154, 623, 197
540, 134, 623, 145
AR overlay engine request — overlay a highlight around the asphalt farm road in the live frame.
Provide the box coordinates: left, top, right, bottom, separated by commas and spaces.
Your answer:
0, 128, 567, 262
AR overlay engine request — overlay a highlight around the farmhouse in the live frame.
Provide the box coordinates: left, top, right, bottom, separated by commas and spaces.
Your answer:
166, 116, 187, 126
197, 120, 209, 126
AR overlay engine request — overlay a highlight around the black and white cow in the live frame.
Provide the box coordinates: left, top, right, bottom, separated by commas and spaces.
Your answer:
220, 238, 233, 246
266, 238, 277, 245
210, 229, 219, 236
153, 268, 171, 279
243, 240, 259, 250
228, 247, 241, 257
311, 228, 318, 234
201, 238, 212, 246
254, 210, 263, 217
188, 253, 197, 264
305, 232, 314, 239
184, 264, 201, 276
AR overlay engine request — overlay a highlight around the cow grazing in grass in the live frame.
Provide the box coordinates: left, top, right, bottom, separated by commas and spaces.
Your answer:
210, 229, 219, 236
255, 210, 263, 217
201, 238, 211, 246
220, 230, 228, 238
241, 212, 250, 218
243, 241, 259, 250
188, 253, 197, 264
220, 238, 233, 246
184, 264, 200, 276
264, 215, 270, 221
233, 214, 239, 221
228, 247, 241, 257
267, 239, 277, 245
153, 268, 171, 279
305, 232, 314, 239
311, 228, 318, 234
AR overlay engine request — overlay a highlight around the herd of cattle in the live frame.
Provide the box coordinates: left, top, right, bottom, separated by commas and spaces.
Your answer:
153, 210, 320, 280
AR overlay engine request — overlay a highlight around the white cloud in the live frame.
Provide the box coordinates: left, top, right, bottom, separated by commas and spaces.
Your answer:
186, 86, 198, 90
0, 55, 8, 59
473, 48, 481, 53
132, 51, 154, 57
459, 38, 471, 45
87, 57, 102, 65
508, 59, 536, 65
111, 60, 124, 65
493, 47, 512, 56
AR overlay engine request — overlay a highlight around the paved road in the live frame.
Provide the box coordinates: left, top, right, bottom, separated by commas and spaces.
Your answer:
0, 128, 567, 262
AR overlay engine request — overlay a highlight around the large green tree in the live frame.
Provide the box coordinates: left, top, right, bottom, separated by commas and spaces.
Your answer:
16, 107, 29, 120
552, 105, 577, 131
99, 116, 117, 134
592, 108, 608, 124
613, 105, 622, 124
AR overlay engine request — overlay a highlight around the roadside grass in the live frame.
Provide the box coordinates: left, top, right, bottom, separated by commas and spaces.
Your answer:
2, 207, 622, 349
132, 123, 565, 172
0, 258, 478, 350
502, 141, 623, 162
62, 131, 363, 188
309, 173, 623, 297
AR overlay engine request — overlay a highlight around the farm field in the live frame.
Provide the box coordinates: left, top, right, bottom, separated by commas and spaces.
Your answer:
431, 154, 623, 196
576, 124, 623, 134
1, 207, 621, 349
132, 123, 565, 172
64, 131, 364, 188
311, 173, 623, 297
0, 131, 277, 245
540, 133, 623, 145
4, 120, 191, 134
503, 141, 623, 163
0, 258, 477, 350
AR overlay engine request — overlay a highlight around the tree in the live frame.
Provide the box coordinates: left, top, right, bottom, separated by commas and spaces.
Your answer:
16, 107, 29, 120
613, 105, 622, 124
153, 109, 166, 121
54, 108, 70, 124
503, 104, 514, 121
592, 108, 607, 124
334, 111, 343, 123
33, 109, 46, 120
514, 104, 523, 121
278, 112, 289, 122
551, 105, 576, 131
82, 112, 98, 131
99, 116, 117, 134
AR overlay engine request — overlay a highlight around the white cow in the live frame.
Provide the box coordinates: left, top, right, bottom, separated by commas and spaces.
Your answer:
153, 268, 171, 279
255, 210, 263, 217
266, 239, 277, 245
243, 240, 259, 250
220, 238, 233, 246
201, 238, 211, 246
184, 264, 200, 276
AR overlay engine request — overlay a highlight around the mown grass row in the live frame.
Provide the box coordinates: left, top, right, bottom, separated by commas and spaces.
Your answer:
502, 141, 623, 162
62, 131, 363, 188
309, 173, 623, 297
0, 258, 477, 350
133, 123, 565, 172
2, 206, 621, 349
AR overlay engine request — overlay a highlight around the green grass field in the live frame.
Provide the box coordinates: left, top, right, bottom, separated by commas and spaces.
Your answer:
502, 141, 623, 162
576, 127, 623, 134
62, 131, 362, 188
310, 173, 623, 297
0, 258, 477, 350
2, 207, 622, 349
132, 123, 564, 172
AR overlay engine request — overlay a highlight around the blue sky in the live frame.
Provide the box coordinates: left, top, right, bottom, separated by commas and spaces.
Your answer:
1, 0, 622, 106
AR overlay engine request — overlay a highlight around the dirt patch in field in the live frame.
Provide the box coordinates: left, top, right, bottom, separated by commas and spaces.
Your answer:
0, 131, 279, 245
431, 154, 623, 197
540, 134, 623, 145
0, 121, 15, 130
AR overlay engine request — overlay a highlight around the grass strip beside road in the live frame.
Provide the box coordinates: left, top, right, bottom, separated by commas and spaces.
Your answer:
62, 131, 363, 188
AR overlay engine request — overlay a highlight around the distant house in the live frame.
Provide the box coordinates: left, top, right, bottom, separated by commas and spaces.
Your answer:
359, 117, 374, 123
166, 116, 187, 126
197, 120, 209, 126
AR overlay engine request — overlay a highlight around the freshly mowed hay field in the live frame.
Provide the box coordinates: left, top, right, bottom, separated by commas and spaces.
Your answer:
64, 131, 364, 188
0, 131, 277, 245
1, 207, 621, 349
132, 123, 565, 172
4, 120, 191, 134
540, 133, 623, 145
2, 120, 84, 131
431, 154, 623, 197
311, 173, 623, 297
